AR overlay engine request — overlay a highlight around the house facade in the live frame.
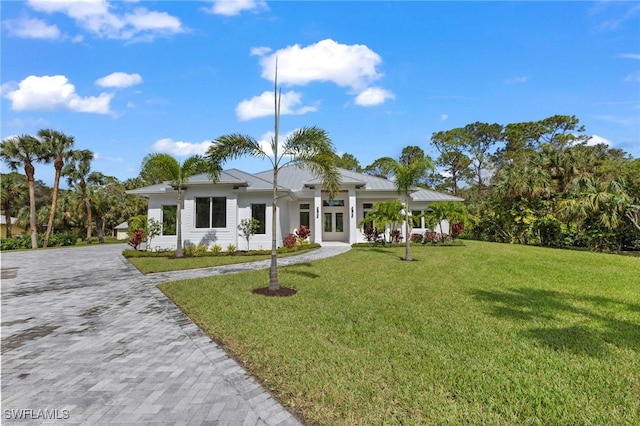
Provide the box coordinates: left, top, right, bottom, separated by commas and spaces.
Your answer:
127, 165, 464, 251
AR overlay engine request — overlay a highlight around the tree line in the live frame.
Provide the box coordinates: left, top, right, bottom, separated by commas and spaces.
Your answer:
2, 114, 639, 252
1, 130, 147, 249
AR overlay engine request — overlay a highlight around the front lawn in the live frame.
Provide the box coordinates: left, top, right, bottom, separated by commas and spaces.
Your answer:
126, 243, 320, 274
159, 240, 640, 425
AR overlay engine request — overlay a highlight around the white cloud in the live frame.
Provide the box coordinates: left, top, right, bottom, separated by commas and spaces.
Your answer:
26, 0, 184, 41
586, 134, 612, 147
440, 114, 448, 121
257, 39, 383, 90
354, 87, 395, 107
254, 39, 394, 107
250, 46, 272, 57
236, 90, 318, 121
3, 17, 61, 39
618, 53, 640, 60
151, 138, 210, 156
95, 72, 143, 88
256, 130, 299, 158
624, 72, 640, 82
3, 75, 113, 114
205, 0, 268, 16
505, 76, 529, 84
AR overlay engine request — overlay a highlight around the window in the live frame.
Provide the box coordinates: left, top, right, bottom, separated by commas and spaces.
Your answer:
162, 205, 176, 235
323, 199, 345, 207
195, 198, 210, 228
362, 203, 374, 227
335, 212, 344, 232
195, 197, 227, 228
212, 197, 226, 228
324, 212, 332, 232
300, 203, 310, 228
251, 203, 266, 234
411, 210, 422, 228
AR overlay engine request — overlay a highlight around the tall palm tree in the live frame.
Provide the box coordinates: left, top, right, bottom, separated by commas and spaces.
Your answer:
38, 129, 75, 247
378, 154, 433, 261
1, 135, 47, 248
140, 153, 207, 257
206, 64, 340, 291
0, 172, 28, 237
63, 149, 96, 243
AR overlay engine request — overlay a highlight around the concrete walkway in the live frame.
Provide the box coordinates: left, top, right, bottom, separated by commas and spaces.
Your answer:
1, 243, 350, 425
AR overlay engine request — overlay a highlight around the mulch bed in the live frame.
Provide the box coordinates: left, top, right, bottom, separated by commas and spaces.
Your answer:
251, 286, 297, 297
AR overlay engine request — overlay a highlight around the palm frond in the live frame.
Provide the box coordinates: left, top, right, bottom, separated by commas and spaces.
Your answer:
206, 134, 266, 182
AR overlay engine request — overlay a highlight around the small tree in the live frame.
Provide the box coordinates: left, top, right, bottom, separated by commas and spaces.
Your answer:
238, 218, 261, 251
146, 218, 162, 250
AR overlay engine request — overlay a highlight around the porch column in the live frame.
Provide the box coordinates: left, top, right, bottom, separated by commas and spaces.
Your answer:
348, 188, 357, 244
313, 189, 323, 244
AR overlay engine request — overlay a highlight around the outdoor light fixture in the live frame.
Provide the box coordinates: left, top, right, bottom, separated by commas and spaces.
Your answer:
316, 207, 319, 218
351, 206, 354, 218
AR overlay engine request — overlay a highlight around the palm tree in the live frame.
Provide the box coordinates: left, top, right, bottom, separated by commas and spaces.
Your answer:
206, 64, 340, 292
360, 199, 404, 244
378, 154, 433, 261
140, 153, 207, 257
0, 173, 28, 238
63, 149, 97, 243
424, 202, 468, 243
38, 129, 75, 247
1, 135, 47, 248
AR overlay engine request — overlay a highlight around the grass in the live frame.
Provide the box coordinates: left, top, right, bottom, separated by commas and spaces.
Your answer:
159, 240, 640, 425
126, 244, 320, 274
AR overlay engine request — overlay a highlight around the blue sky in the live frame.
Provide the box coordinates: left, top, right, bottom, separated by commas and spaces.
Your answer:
2, 1, 639, 187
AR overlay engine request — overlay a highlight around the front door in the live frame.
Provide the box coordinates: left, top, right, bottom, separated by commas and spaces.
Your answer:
322, 200, 347, 241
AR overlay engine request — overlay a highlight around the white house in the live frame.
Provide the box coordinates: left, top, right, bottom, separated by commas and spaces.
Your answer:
127, 165, 464, 251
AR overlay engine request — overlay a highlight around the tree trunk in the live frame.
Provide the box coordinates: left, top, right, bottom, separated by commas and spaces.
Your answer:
404, 195, 413, 261
44, 159, 62, 248
81, 181, 92, 244
175, 189, 183, 258
268, 168, 280, 291
4, 211, 12, 238
26, 162, 38, 249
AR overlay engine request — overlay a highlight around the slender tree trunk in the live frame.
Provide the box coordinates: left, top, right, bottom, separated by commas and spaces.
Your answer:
81, 181, 92, 244
26, 163, 38, 249
44, 160, 63, 248
4, 211, 12, 238
404, 195, 413, 261
175, 189, 183, 258
269, 168, 279, 291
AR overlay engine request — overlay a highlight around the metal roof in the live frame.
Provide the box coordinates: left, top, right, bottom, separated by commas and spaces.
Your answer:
127, 164, 463, 202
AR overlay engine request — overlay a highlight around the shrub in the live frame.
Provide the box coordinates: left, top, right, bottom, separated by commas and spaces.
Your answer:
450, 221, 465, 240
283, 233, 298, 248
128, 228, 145, 250
362, 227, 383, 244
410, 233, 424, 244
211, 244, 222, 254
390, 229, 403, 243
296, 225, 311, 243
227, 244, 237, 254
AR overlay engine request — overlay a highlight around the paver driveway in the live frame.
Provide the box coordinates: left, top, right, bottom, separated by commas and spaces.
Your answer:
1, 244, 304, 425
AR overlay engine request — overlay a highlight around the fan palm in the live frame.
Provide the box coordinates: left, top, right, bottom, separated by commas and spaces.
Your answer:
140, 153, 208, 257
0, 173, 28, 238
38, 129, 75, 247
206, 64, 340, 291
1, 135, 47, 248
64, 149, 97, 243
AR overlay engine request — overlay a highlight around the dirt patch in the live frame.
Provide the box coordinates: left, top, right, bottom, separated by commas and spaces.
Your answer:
251, 286, 297, 297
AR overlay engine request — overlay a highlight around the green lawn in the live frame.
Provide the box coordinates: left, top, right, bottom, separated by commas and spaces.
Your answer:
126, 244, 320, 274
159, 240, 640, 425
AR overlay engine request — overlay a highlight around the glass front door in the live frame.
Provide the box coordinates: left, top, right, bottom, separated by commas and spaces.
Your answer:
322, 201, 347, 241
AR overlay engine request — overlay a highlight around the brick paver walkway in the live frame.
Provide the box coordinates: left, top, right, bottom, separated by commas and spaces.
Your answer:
1, 243, 349, 425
